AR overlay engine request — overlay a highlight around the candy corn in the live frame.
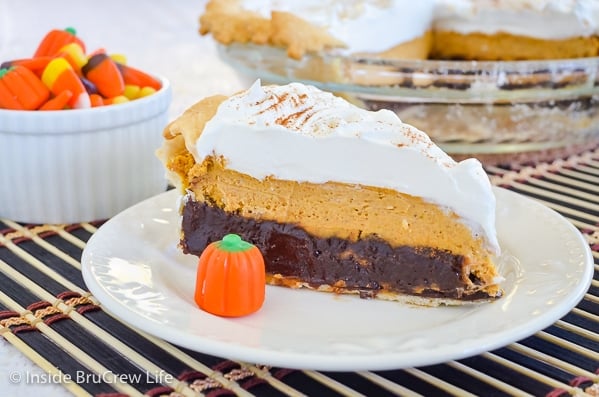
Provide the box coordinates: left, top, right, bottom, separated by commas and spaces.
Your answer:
109, 53, 127, 65
138, 86, 157, 98
79, 76, 99, 95
82, 53, 125, 98
116, 63, 162, 90
104, 95, 129, 105
58, 42, 87, 73
41, 58, 90, 109
1, 27, 160, 111
123, 84, 141, 100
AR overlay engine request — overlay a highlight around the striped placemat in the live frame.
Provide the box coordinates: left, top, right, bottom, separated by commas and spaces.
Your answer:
1, 149, 598, 396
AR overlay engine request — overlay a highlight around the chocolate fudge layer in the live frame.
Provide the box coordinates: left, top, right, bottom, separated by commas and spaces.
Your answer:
181, 199, 501, 303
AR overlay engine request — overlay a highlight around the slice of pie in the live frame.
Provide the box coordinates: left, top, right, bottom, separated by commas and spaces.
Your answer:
157, 80, 503, 306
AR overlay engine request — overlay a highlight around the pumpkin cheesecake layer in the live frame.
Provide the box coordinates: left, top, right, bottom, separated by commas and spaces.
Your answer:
180, 158, 500, 303
431, 31, 599, 61
187, 158, 494, 275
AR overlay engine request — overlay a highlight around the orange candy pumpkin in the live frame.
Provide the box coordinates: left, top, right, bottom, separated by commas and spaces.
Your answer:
0, 65, 50, 110
194, 234, 266, 317
33, 27, 86, 58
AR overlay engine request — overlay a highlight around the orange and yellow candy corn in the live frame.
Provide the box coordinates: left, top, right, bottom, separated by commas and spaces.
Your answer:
1, 27, 160, 111
41, 58, 90, 109
58, 42, 87, 73
82, 53, 124, 98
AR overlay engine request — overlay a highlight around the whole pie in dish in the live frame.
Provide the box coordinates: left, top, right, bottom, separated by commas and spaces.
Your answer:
200, 0, 599, 61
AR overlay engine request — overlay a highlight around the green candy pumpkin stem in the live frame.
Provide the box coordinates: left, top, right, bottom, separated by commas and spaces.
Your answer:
218, 234, 253, 253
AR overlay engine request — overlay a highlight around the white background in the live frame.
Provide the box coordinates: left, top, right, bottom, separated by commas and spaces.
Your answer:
0, 0, 248, 395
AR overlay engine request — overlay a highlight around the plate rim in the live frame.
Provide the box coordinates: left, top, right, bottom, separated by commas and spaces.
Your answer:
81, 187, 594, 371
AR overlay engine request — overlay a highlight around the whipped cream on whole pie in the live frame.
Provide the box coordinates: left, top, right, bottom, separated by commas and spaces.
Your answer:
236, 0, 436, 54
199, 0, 435, 59
434, 0, 599, 40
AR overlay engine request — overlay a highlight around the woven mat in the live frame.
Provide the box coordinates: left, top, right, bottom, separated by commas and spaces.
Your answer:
1, 151, 598, 397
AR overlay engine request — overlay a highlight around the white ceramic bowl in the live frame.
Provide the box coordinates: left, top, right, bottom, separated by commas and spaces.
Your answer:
0, 77, 172, 224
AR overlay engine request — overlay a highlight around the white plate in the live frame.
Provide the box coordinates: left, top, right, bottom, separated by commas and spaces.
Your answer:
81, 188, 593, 371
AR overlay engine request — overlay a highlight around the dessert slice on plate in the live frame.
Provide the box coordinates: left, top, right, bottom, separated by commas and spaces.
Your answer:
157, 80, 503, 306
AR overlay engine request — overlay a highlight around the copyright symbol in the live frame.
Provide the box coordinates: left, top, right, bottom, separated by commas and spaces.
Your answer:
9, 371, 21, 383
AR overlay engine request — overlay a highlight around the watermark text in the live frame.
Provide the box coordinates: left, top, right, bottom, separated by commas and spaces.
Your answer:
8, 370, 174, 385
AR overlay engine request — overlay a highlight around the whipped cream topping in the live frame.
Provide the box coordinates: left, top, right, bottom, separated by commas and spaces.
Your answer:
240, 0, 435, 53
196, 80, 500, 254
434, 0, 599, 39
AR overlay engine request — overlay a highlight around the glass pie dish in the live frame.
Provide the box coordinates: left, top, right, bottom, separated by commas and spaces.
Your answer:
218, 43, 599, 165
